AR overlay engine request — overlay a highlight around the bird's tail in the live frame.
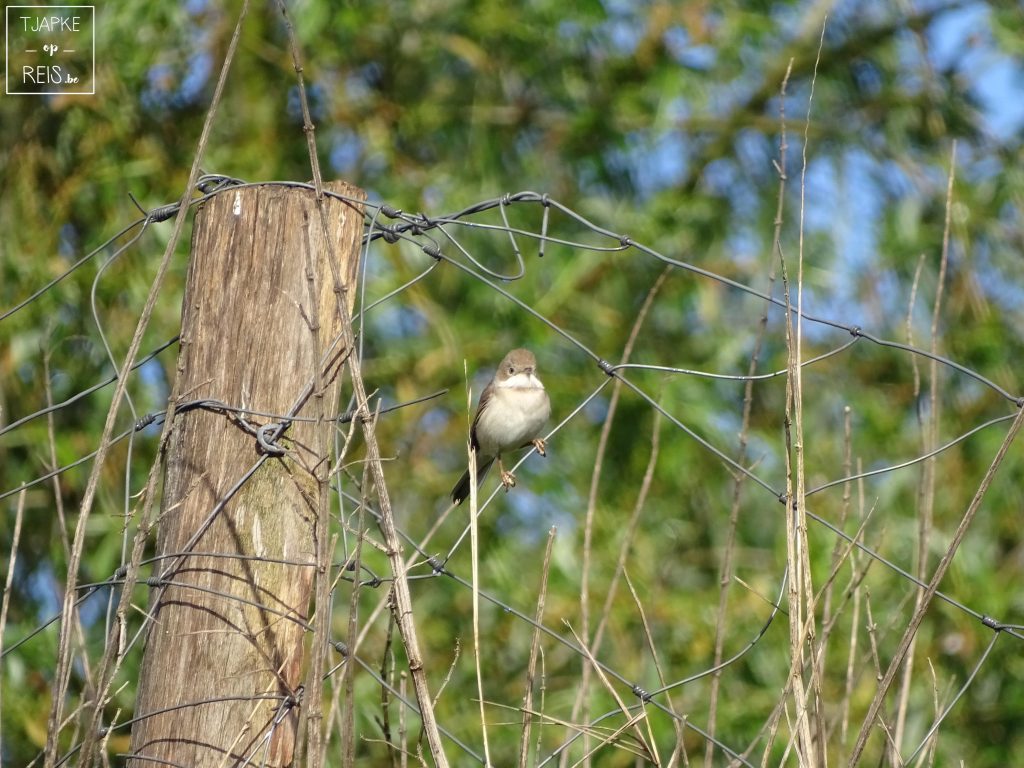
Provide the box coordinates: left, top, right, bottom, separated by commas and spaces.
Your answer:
451, 457, 494, 505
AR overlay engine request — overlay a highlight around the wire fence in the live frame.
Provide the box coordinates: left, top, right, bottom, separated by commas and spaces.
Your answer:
2, 158, 1023, 766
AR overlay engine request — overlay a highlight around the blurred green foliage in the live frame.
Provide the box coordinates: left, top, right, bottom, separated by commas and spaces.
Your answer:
2, 0, 1024, 765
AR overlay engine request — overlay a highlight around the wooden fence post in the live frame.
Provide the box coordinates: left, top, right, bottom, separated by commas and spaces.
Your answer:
129, 181, 365, 765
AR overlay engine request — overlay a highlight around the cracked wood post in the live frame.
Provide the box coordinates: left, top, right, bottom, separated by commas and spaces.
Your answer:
128, 181, 365, 766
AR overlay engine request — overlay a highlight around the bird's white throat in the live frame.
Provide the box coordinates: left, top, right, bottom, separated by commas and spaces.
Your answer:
498, 372, 545, 390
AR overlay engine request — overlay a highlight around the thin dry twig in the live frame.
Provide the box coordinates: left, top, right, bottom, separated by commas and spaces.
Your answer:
341, 476, 368, 765
431, 639, 461, 710
44, 351, 98, 737
849, 405, 1024, 763
563, 622, 655, 764
589, 390, 665, 661
774, 19, 829, 764
279, 13, 449, 759
896, 142, 957, 757
0, 486, 27, 745
43, 4, 251, 762
46, 6, 252, 766
708, 57, 792, 768
568, 265, 671, 766
324, 415, 363, 761
520, 527, 558, 768
624, 570, 681, 766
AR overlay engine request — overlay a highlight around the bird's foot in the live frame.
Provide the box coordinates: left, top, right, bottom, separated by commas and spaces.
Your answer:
500, 469, 517, 491
532, 438, 547, 457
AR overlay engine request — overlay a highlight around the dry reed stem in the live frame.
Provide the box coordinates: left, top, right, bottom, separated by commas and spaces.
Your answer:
708, 57, 792, 768
519, 527, 557, 768
467, 444, 493, 765
848, 402, 1024, 763
567, 266, 670, 766
43, 5, 250, 762
565, 622, 655, 764
0, 486, 27, 748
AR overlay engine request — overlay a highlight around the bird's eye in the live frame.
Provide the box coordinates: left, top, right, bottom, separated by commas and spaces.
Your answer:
508, 366, 515, 375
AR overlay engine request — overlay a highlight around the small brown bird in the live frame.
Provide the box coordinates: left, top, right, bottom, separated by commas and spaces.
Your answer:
450, 348, 551, 505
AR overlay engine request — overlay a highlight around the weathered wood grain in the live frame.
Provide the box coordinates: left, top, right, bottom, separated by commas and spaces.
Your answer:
129, 181, 364, 766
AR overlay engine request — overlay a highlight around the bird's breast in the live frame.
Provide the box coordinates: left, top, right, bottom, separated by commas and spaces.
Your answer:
476, 386, 550, 455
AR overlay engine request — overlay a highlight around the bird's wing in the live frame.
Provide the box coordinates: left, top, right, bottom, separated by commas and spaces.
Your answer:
469, 379, 495, 452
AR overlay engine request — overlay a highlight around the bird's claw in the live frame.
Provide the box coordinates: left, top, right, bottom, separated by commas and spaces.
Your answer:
500, 469, 517, 491
532, 438, 547, 457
